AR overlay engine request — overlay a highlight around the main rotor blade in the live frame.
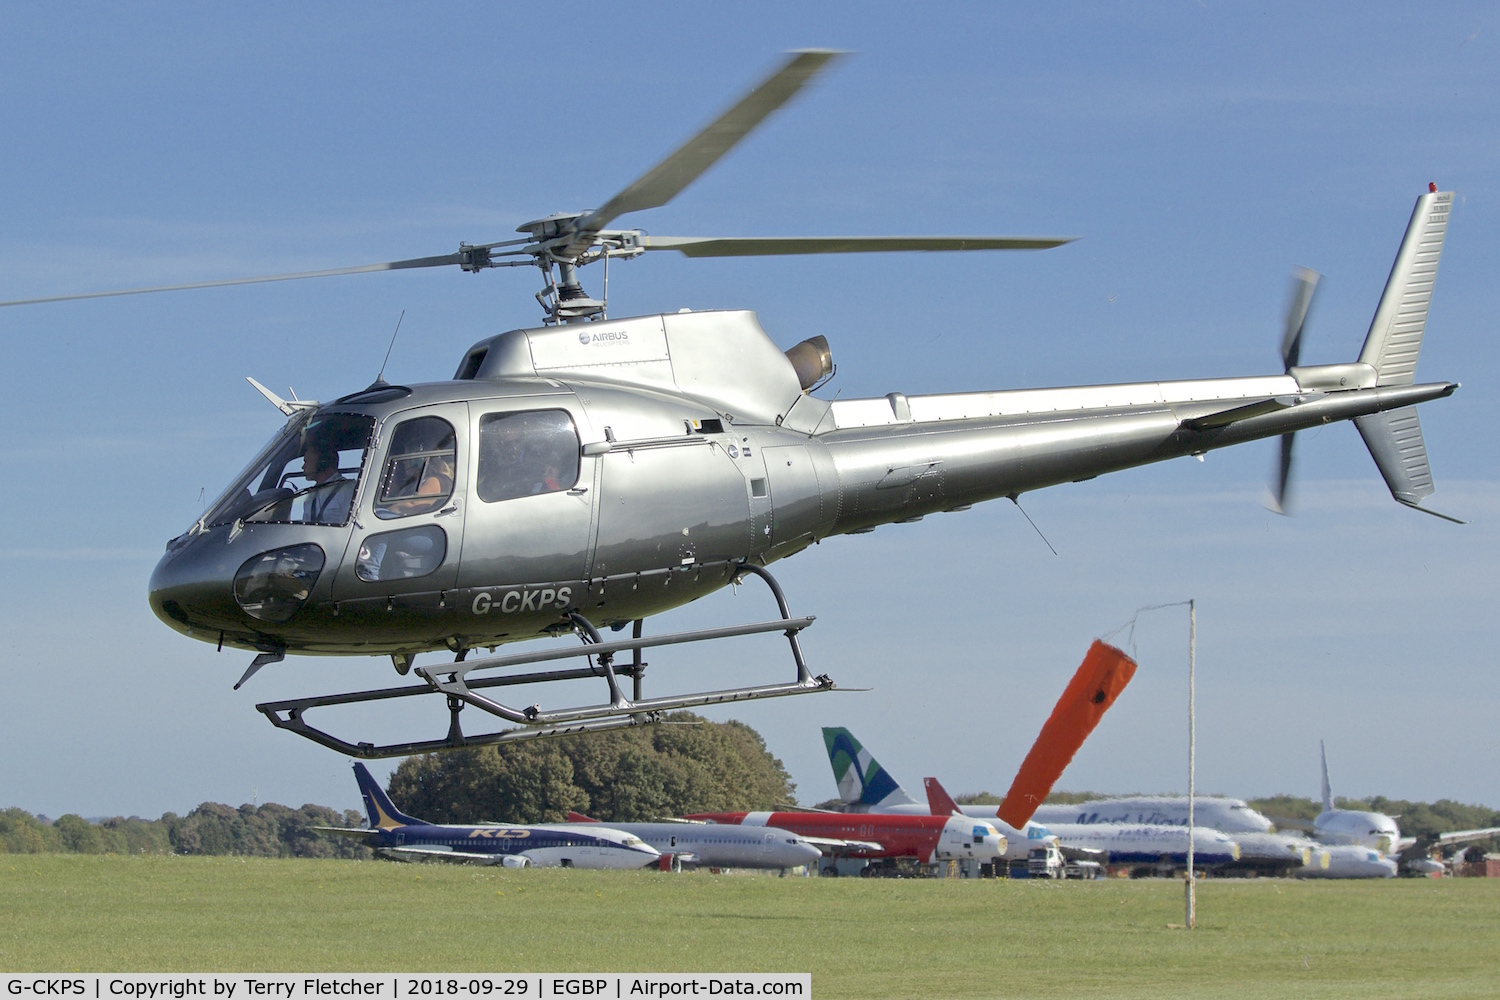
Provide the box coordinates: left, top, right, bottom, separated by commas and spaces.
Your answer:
638, 235, 1076, 257
1280, 266, 1321, 370
0, 253, 466, 309
572, 50, 844, 241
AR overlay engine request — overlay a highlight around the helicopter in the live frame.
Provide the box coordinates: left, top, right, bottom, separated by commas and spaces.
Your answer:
4, 51, 1460, 759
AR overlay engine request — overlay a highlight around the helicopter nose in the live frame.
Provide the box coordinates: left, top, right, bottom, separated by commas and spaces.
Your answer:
147, 534, 250, 641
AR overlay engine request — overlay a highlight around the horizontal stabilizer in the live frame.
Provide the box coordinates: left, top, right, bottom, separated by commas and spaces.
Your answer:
309, 825, 375, 839
379, 845, 505, 865
1185, 393, 1322, 431
1354, 407, 1464, 522
799, 835, 885, 855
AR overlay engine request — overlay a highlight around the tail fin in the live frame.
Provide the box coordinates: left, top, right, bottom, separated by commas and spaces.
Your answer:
1320, 740, 1333, 813
1358, 189, 1451, 387
353, 762, 426, 829
567, 811, 599, 823
996, 640, 1137, 830
924, 777, 961, 817
1352, 189, 1463, 522
1354, 407, 1462, 521
821, 727, 920, 809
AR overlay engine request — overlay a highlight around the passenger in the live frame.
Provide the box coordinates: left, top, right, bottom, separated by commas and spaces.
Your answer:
300, 439, 355, 524
531, 461, 563, 495
384, 454, 454, 515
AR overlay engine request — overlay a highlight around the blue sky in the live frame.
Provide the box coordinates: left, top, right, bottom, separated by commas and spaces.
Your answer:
1, 3, 1496, 819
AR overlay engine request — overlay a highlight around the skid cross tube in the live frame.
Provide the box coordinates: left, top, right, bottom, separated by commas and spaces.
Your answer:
256, 564, 834, 758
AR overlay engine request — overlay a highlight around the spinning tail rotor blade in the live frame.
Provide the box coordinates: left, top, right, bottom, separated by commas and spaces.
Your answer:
571, 50, 844, 241
1269, 432, 1296, 515
637, 235, 1075, 257
1281, 266, 1321, 370
1267, 267, 1321, 515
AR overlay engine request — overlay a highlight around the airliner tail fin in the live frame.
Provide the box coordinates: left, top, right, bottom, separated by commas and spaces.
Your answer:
821, 727, 920, 808
1320, 740, 1333, 813
924, 777, 962, 817
353, 762, 425, 829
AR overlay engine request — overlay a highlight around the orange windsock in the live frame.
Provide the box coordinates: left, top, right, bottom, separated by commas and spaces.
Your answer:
996, 639, 1137, 830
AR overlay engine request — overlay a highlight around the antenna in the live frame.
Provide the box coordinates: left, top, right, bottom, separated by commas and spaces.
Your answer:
375, 310, 405, 385
1009, 494, 1058, 556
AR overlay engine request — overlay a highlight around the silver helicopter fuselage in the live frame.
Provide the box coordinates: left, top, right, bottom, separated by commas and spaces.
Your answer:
149, 300, 1452, 659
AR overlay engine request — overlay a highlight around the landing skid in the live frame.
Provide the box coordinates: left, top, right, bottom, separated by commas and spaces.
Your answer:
256, 564, 836, 758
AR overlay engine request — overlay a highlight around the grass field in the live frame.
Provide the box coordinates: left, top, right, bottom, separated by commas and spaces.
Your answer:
2, 856, 1497, 998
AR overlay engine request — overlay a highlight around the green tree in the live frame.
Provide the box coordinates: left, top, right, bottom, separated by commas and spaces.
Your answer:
98, 817, 172, 855
389, 713, 796, 824
52, 814, 102, 854
0, 808, 57, 853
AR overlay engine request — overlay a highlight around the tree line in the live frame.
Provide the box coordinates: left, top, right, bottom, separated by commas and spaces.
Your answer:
3, 712, 797, 854
1, 803, 369, 858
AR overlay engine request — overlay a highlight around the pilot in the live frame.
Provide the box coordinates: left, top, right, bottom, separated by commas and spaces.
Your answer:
300, 437, 355, 524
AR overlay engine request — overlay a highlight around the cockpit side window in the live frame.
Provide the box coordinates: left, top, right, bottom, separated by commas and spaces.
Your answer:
374, 416, 457, 520
209, 412, 375, 527
476, 410, 581, 503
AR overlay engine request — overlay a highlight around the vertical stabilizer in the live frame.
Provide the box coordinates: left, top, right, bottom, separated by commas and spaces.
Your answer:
353, 762, 426, 829
1358, 190, 1451, 386
923, 777, 962, 817
1351, 190, 1461, 521
1355, 407, 1436, 506
1319, 741, 1333, 813
821, 727, 920, 808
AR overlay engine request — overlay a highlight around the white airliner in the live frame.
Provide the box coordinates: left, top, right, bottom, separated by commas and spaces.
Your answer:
1029, 797, 1320, 874
1313, 740, 1403, 855
1308, 742, 1500, 877
1299, 742, 1400, 876
1031, 796, 1274, 835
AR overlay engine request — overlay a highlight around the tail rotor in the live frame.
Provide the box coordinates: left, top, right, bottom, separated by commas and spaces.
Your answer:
1267, 267, 1321, 514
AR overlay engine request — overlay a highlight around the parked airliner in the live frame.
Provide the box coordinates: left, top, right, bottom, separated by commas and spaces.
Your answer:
682, 808, 1007, 867
1031, 796, 1274, 835
563, 811, 822, 871
316, 763, 661, 869
822, 728, 1241, 872
1315, 742, 1500, 876
1314, 741, 1402, 854
823, 727, 1057, 862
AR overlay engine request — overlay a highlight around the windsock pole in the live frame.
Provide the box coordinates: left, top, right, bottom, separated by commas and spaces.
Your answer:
1186, 598, 1197, 930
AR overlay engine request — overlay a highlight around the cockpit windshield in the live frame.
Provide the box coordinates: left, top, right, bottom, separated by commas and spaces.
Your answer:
204, 411, 376, 527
